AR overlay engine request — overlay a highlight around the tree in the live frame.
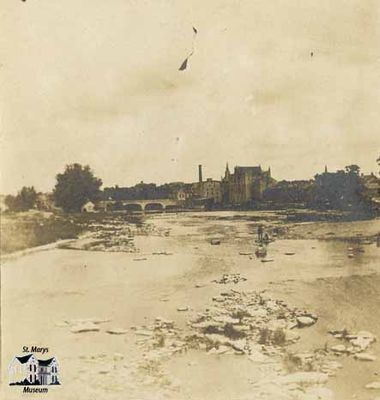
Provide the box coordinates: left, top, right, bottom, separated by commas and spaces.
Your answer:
53, 164, 102, 213
313, 167, 365, 211
345, 164, 360, 175
5, 186, 37, 211
4, 194, 17, 211
18, 186, 38, 210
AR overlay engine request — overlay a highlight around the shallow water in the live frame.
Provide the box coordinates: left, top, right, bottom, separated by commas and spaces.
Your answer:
1, 212, 379, 399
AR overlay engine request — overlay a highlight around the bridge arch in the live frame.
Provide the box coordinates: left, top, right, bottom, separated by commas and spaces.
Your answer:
124, 203, 143, 212
144, 203, 164, 212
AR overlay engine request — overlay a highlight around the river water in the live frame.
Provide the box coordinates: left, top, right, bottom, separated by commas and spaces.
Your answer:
1, 212, 380, 399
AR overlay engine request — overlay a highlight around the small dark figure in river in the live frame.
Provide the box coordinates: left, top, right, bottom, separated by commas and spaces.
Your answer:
257, 225, 263, 241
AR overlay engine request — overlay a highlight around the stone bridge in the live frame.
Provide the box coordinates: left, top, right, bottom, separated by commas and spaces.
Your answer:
99, 199, 182, 212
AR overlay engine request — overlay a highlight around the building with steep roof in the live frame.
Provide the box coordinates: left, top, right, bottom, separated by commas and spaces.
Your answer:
222, 163, 275, 205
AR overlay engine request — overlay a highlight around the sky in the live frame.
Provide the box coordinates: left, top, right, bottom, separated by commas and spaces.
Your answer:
1, 0, 379, 194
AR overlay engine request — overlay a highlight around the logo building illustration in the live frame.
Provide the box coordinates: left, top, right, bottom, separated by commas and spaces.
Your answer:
8, 354, 60, 386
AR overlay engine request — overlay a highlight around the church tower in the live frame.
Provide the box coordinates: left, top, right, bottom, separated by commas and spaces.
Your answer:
224, 162, 231, 180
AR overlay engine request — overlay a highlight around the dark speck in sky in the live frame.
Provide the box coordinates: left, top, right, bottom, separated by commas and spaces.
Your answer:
179, 58, 188, 71
179, 27, 198, 71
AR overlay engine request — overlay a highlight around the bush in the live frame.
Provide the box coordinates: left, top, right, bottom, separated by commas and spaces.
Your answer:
5, 187, 37, 212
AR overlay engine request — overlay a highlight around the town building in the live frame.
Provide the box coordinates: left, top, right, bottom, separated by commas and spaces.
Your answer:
222, 163, 275, 205
8, 354, 60, 386
81, 201, 96, 213
192, 165, 222, 206
199, 178, 222, 203
361, 173, 380, 200
173, 184, 196, 204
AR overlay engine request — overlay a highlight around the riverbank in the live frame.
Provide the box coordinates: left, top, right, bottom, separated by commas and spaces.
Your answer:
0, 211, 83, 255
0, 211, 147, 255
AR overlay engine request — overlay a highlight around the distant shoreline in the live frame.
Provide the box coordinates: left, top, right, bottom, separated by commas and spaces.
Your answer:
1, 209, 378, 258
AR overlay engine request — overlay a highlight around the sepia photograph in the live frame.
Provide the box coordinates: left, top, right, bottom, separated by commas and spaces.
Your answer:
1, 1, 380, 399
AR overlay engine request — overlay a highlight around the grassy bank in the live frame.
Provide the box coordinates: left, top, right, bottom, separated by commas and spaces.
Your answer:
0, 211, 146, 255
0, 211, 84, 254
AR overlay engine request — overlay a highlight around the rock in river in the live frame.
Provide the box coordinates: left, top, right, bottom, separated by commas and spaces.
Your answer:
70, 321, 100, 333
331, 344, 347, 353
351, 331, 376, 351
354, 353, 377, 361
365, 381, 380, 390
106, 328, 128, 335
297, 316, 316, 328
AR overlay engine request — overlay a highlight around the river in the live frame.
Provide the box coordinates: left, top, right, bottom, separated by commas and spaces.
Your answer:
1, 212, 380, 399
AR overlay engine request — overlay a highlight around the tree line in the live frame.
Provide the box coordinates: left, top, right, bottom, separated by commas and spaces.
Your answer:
5, 164, 102, 213
4, 158, 380, 214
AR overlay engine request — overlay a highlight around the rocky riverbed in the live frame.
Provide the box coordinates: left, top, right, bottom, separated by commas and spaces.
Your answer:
1, 211, 379, 400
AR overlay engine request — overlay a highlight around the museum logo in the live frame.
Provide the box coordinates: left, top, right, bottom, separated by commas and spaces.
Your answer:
8, 351, 60, 393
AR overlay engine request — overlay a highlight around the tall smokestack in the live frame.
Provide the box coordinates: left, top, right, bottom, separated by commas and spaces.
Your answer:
198, 164, 203, 183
